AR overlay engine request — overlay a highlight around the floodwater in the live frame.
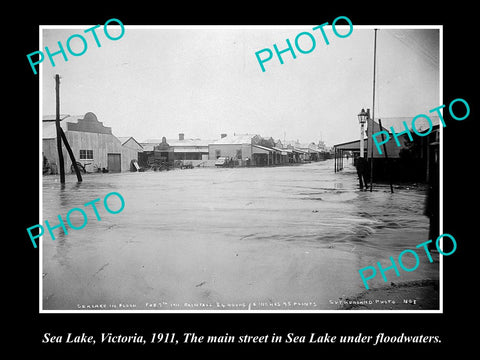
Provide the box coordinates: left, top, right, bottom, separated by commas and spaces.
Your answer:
41, 159, 439, 311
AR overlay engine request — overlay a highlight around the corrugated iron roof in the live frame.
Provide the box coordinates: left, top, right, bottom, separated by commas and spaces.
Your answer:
173, 148, 208, 153
142, 138, 211, 147
211, 134, 259, 145
333, 139, 363, 150
140, 144, 156, 152
252, 144, 274, 152
251, 145, 271, 154
294, 142, 313, 149
117, 136, 144, 149
117, 136, 132, 144
167, 139, 211, 147
42, 121, 70, 139
142, 139, 163, 144
42, 114, 71, 121
42, 114, 94, 139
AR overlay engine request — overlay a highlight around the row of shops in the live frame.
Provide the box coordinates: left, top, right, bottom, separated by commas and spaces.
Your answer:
140, 133, 331, 168
42, 112, 331, 174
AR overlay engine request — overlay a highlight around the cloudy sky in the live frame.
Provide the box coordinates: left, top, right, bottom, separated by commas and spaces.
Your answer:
41, 25, 440, 147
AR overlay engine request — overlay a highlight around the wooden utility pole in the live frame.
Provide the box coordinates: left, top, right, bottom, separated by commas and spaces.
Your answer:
55, 74, 65, 183
369, 29, 378, 192
55, 74, 83, 183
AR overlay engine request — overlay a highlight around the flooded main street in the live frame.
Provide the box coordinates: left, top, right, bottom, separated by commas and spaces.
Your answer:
41, 159, 439, 311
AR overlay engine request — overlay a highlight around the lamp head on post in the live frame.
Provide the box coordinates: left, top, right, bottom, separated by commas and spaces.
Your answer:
357, 108, 369, 125
357, 108, 370, 159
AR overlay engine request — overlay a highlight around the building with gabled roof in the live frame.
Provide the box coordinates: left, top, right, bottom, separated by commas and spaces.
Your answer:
208, 133, 260, 165
42, 112, 140, 173
117, 136, 144, 151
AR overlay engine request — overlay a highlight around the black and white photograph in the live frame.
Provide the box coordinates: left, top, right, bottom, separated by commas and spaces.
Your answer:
13, 4, 476, 355
38, 24, 442, 312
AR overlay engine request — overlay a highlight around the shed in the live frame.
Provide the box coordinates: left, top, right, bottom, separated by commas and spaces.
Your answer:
117, 136, 144, 171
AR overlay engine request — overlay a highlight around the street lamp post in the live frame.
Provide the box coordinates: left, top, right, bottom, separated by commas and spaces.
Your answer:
357, 108, 369, 158
356, 108, 370, 190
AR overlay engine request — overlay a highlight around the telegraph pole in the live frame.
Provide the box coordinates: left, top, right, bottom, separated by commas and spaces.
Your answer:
55, 74, 65, 184
54, 74, 82, 183
369, 29, 378, 192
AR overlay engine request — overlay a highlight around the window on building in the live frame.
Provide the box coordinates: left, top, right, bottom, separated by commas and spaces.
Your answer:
236, 149, 242, 159
80, 150, 93, 160
215, 150, 221, 159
